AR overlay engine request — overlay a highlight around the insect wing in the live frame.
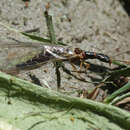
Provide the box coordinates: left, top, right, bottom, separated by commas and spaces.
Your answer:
0, 41, 70, 74
0, 41, 45, 73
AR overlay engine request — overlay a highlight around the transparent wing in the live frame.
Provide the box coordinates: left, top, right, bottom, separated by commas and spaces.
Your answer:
0, 41, 44, 73
0, 41, 72, 74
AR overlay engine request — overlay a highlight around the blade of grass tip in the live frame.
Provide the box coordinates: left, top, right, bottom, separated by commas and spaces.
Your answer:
44, 9, 67, 46
44, 10, 56, 44
21, 32, 50, 43
105, 66, 130, 81
110, 92, 130, 105
111, 59, 128, 67
21, 32, 67, 46
104, 82, 130, 103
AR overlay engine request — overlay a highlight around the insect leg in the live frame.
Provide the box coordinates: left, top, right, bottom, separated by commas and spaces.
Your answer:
83, 62, 90, 71
69, 58, 85, 79
79, 59, 83, 71
79, 59, 90, 72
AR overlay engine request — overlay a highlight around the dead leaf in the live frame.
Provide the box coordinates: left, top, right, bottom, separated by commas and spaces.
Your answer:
115, 97, 130, 106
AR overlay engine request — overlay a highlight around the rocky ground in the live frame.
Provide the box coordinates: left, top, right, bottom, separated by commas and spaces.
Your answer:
0, 0, 129, 97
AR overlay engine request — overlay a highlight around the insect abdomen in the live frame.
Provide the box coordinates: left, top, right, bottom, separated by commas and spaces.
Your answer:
84, 51, 111, 63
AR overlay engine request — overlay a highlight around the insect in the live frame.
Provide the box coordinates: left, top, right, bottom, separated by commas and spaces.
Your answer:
0, 40, 114, 74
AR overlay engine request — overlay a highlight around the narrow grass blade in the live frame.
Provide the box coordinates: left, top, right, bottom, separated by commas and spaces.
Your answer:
21, 32, 67, 46
105, 66, 130, 81
112, 60, 128, 67
110, 92, 130, 105
44, 11, 56, 44
104, 82, 130, 103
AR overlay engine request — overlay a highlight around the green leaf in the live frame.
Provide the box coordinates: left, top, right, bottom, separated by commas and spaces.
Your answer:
0, 71, 130, 130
